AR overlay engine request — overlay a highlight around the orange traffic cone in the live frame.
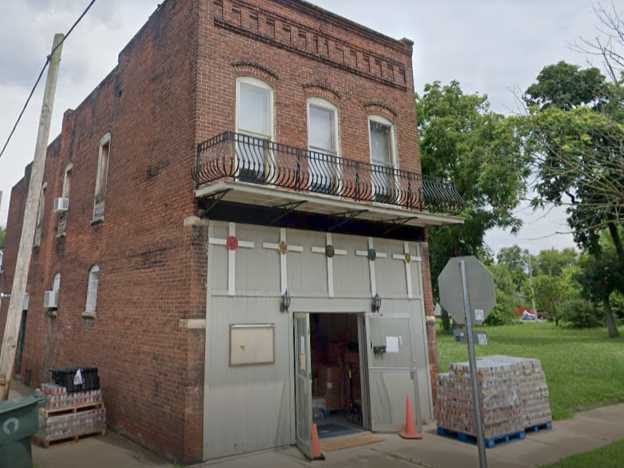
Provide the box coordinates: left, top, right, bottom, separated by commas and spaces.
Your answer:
310, 423, 325, 460
399, 396, 423, 439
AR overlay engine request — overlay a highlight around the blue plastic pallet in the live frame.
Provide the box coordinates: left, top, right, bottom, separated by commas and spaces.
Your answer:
525, 422, 552, 433
437, 426, 526, 448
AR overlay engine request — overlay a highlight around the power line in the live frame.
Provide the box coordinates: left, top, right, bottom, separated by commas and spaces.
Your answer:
0, 0, 97, 161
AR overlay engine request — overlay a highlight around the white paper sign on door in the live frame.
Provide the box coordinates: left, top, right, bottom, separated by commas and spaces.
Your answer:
385, 336, 400, 353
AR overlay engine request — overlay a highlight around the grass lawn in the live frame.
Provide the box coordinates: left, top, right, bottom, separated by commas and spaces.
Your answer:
437, 322, 624, 420
541, 438, 624, 467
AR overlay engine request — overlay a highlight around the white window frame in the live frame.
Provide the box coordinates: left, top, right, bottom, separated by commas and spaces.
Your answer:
307, 97, 342, 193
52, 272, 61, 295
83, 265, 100, 318
235, 77, 275, 180
34, 182, 47, 247
93, 133, 111, 222
62, 163, 73, 199
368, 115, 399, 200
235, 77, 275, 140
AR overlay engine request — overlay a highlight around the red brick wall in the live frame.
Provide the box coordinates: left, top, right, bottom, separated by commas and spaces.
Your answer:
1, 0, 437, 462
1, 1, 203, 463
0, 168, 30, 346
195, 0, 422, 174
420, 238, 439, 403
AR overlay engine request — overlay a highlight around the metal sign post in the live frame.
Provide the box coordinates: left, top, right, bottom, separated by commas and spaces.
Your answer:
438, 256, 495, 468
460, 260, 488, 468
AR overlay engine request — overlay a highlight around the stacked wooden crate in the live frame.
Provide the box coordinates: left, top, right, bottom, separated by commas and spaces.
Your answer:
436, 355, 551, 439
34, 384, 106, 447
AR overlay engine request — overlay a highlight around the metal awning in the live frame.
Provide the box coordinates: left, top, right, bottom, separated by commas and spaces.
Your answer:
196, 181, 464, 227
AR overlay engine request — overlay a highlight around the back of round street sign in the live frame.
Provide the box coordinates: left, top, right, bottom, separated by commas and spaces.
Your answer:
437, 256, 496, 468
438, 256, 496, 325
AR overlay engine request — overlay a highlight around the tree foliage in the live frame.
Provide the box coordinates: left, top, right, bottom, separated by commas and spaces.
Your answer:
521, 59, 624, 260
525, 61, 609, 111
496, 245, 530, 292
485, 262, 520, 325
417, 81, 530, 309
575, 241, 624, 338
0, 225, 5, 250
532, 274, 569, 326
532, 248, 578, 276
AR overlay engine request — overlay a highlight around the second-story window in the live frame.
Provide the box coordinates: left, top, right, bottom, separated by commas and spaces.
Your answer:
307, 98, 340, 193
93, 133, 111, 222
34, 183, 47, 247
236, 77, 274, 181
369, 116, 397, 202
57, 164, 72, 237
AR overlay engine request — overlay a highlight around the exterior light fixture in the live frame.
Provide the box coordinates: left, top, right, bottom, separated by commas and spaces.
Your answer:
281, 290, 292, 313
371, 293, 382, 313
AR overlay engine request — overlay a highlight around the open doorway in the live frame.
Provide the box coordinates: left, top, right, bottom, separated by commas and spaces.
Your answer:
310, 313, 365, 439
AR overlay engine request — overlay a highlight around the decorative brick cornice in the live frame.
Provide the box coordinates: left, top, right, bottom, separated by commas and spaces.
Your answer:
231, 61, 279, 81
214, 0, 408, 91
271, 0, 414, 57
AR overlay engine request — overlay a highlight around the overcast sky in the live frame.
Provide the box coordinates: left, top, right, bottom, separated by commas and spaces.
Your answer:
0, 0, 605, 253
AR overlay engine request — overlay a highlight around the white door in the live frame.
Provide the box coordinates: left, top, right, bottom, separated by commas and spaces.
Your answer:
365, 315, 419, 432
294, 313, 313, 458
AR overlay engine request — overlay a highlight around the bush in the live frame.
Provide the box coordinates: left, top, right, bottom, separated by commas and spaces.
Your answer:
485, 291, 517, 326
561, 299, 603, 328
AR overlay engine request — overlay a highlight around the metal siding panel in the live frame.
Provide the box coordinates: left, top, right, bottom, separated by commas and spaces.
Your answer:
374, 238, 408, 297
202, 222, 434, 459
204, 296, 292, 458
332, 234, 370, 297
287, 230, 327, 297
236, 224, 281, 295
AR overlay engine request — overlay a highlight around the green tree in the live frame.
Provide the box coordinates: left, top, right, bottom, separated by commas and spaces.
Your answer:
524, 61, 609, 111
0, 225, 5, 250
532, 274, 568, 326
496, 245, 530, 292
417, 81, 530, 329
485, 262, 519, 325
576, 246, 623, 338
532, 248, 578, 276
523, 106, 624, 259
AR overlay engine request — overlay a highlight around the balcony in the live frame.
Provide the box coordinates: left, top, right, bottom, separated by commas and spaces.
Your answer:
193, 132, 464, 227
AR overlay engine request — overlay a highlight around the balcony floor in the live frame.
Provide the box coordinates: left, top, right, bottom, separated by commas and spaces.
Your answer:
196, 181, 464, 228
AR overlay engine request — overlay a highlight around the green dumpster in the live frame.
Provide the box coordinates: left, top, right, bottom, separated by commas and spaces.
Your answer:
0, 394, 46, 468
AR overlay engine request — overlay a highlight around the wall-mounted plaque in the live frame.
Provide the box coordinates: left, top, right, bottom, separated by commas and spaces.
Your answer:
229, 324, 275, 366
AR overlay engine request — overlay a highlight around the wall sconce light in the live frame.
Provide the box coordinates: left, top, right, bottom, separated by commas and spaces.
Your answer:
371, 293, 382, 313
280, 290, 291, 313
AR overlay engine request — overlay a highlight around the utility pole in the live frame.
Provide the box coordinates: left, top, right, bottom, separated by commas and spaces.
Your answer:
0, 33, 64, 400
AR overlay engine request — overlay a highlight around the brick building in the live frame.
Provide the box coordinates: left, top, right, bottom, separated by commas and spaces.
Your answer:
0, 0, 462, 463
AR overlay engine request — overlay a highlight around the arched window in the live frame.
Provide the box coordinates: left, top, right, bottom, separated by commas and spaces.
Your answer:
52, 273, 61, 295
93, 133, 111, 222
368, 115, 398, 202
84, 265, 100, 317
307, 97, 340, 193
236, 77, 274, 140
235, 77, 275, 181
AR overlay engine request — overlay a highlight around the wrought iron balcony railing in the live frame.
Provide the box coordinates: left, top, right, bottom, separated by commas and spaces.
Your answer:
193, 132, 464, 214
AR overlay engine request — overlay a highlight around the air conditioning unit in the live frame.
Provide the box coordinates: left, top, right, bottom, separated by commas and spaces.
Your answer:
43, 290, 59, 309
54, 197, 69, 213
23, 294, 29, 311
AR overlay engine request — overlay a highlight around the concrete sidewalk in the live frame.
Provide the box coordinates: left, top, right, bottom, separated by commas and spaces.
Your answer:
27, 403, 624, 468
195, 404, 624, 468
10, 375, 621, 468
